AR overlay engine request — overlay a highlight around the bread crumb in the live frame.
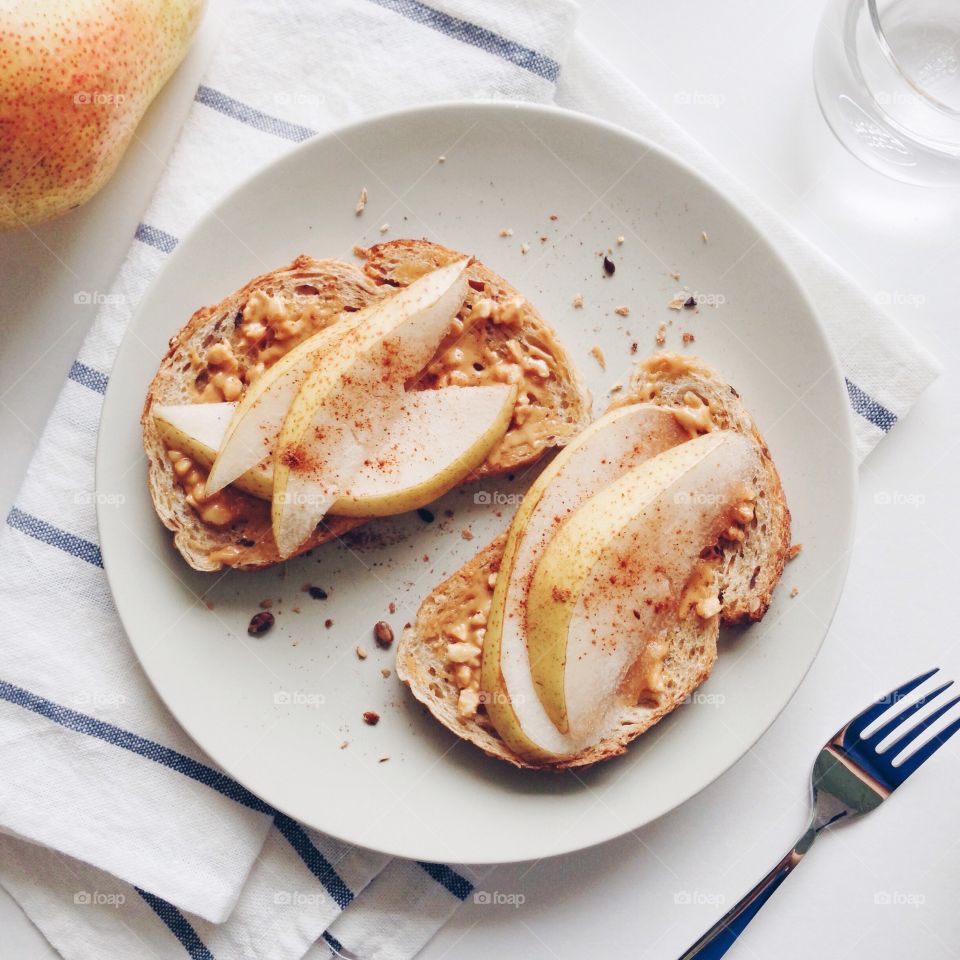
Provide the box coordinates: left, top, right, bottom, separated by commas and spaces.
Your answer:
701, 230, 709, 242
668, 294, 687, 310
656, 323, 667, 346
670, 271, 681, 281
573, 293, 584, 309
682, 332, 696, 344
630, 341, 638, 354
539, 235, 548, 243
381, 668, 391, 678
356, 645, 368, 660
520, 243, 530, 255
787, 543, 803, 561
616, 236, 625, 245
609, 382, 623, 393
789, 586, 799, 598
461, 528, 474, 541
614, 305, 630, 317
499, 227, 513, 237
589, 345, 606, 370
340, 741, 349, 750
379, 223, 389, 234
355, 187, 367, 215
438, 155, 446, 163
388, 601, 397, 614
549, 213, 558, 220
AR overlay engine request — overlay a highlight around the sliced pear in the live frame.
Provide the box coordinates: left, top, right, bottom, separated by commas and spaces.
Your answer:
272, 258, 468, 557
330, 383, 517, 517
153, 382, 514, 515
153, 402, 273, 500
525, 431, 758, 743
481, 404, 691, 762
204, 309, 371, 497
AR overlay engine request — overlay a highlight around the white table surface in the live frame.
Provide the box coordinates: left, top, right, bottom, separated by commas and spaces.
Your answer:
3, 1, 959, 958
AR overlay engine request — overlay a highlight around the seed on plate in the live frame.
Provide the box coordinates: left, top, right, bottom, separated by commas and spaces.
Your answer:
682, 332, 696, 344
356, 645, 368, 660
306, 585, 328, 600
324, 618, 334, 629
684, 296, 698, 309
374, 620, 394, 648
417, 507, 434, 523
247, 611, 274, 636
388, 601, 397, 614
381, 668, 391, 678
363, 710, 380, 726
602, 255, 615, 275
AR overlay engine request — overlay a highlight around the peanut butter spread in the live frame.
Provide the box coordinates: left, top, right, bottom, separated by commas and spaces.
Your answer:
425, 567, 497, 720
420, 288, 567, 471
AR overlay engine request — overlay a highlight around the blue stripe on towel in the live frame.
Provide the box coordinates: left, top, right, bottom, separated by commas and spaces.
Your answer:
195, 85, 317, 143
323, 931, 346, 953
274, 815, 354, 909
6, 507, 103, 568
845, 378, 897, 432
417, 861, 473, 900
367, 0, 561, 82
135, 222, 180, 254
137, 889, 215, 960
68, 360, 108, 395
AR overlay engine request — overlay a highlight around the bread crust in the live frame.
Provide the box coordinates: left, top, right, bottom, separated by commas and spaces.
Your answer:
397, 353, 792, 769
142, 241, 591, 572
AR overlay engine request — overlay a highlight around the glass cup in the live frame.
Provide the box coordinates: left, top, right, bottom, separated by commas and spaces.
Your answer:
813, 0, 960, 186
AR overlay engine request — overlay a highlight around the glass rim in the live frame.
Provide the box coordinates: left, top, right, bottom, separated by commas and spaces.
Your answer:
868, 0, 960, 117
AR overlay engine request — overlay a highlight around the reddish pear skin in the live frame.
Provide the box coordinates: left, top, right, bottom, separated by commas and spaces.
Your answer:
0, 0, 204, 229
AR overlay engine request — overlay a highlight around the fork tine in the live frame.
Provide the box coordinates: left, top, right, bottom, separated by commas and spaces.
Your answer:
867, 681, 954, 745
844, 668, 940, 743
883, 693, 960, 758
891, 712, 960, 782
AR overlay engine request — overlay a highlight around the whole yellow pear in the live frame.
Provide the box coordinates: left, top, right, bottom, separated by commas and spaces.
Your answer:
0, 0, 204, 230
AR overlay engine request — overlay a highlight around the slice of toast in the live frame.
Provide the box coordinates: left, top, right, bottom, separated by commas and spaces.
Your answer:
142, 241, 592, 572
396, 353, 791, 769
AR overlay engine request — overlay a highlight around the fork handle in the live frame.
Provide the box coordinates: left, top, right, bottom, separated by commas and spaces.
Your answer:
677, 829, 814, 959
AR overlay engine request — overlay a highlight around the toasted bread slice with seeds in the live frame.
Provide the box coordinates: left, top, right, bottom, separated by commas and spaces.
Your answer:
397, 353, 790, 769
142, 240, 591, 571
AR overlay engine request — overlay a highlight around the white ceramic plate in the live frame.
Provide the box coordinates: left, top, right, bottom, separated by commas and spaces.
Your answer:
97, 102, 856, 864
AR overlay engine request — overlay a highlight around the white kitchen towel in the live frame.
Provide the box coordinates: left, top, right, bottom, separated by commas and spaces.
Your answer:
0, 0, 940, 959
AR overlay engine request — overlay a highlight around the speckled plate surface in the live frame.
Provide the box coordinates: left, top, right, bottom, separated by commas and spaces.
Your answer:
97, 101, 856, 863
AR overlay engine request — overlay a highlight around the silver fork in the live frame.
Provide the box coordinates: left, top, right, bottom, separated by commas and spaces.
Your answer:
680, 667, 960, 959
